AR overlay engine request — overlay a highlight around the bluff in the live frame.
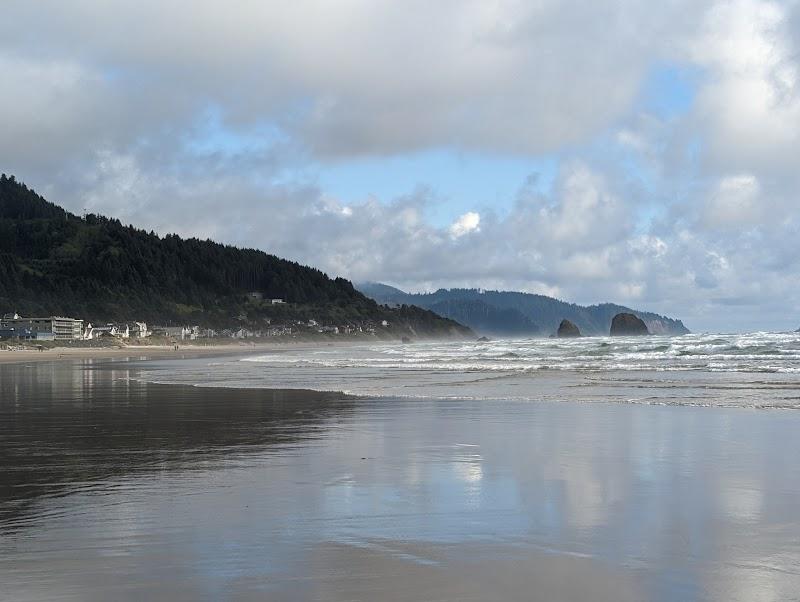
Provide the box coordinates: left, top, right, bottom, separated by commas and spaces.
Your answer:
357, 283, 689, 337
0, 175, 471, 338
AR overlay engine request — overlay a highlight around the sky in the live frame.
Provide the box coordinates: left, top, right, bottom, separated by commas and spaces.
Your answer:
2, 0, 800, 332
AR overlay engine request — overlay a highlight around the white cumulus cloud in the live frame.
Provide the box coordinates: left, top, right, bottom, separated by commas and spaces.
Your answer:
449, 212, 481, 238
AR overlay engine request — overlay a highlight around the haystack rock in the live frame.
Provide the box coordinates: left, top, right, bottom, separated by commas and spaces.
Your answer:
557, 319, 581, 338
610, 313, 649, 336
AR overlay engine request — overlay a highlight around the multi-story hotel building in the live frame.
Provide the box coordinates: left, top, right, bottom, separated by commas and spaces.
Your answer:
0, 314, 83, 340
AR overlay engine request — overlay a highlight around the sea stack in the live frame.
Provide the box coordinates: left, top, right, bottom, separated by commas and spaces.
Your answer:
610, 313, 650, 336
556, 319, 581, 338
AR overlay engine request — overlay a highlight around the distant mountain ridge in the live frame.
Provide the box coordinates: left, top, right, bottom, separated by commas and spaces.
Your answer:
356, 282, 690, 336
0, 174, 471, 339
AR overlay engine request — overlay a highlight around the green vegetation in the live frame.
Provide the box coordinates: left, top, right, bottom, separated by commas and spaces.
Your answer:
427, 298, 539, 335
357, 282, 690, 336
0, 175, 470, 339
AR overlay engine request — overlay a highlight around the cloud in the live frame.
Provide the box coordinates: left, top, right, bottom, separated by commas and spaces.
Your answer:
703, 174, 762, 228
449, 212, 481, 238
688, 0, 800, 173
0, 0, 711, 161
52, 155, 673, 308
0, 55, 113, 172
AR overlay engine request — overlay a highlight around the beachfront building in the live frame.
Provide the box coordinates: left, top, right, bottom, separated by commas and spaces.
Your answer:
82, 322, 150, 340
152, 325, 204, 340
0, 314, 83, 340
153, 326, 189, 340
83, 323, 130, 340
131, 322, 150, 338
0, 327, 55, 341
233, 327, 264, 338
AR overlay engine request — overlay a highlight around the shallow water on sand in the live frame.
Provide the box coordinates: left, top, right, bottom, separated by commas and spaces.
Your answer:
2, 359, 800, 601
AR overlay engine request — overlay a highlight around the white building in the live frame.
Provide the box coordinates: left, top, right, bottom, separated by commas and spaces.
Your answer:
83, 323, 129, 340
131, 322, 150, 338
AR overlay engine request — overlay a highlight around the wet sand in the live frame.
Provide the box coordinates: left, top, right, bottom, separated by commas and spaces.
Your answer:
0, 343, 263, 365
0, 339, 364, 365
2, 359, 800, 601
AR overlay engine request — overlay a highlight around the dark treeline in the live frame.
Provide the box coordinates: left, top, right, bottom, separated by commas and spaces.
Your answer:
428, 298, 540, 336
0, 174, 469, 337
358, 282, 690, 336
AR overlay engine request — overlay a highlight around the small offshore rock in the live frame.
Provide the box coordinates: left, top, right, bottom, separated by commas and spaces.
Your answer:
557, 319, 581, 338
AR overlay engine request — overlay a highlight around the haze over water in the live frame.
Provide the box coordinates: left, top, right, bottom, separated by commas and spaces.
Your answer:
2, 338, 800, 600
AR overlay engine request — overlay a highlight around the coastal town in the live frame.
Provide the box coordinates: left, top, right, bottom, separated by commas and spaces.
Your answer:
0, 299, 392, 348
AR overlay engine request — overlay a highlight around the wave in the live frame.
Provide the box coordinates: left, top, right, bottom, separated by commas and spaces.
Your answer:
135, 332, 800, 409
241, 332, 800, 374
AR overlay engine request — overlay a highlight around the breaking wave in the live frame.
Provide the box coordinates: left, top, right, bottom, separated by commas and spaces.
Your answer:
243, 332, 800, 374
138, 332, 800, 408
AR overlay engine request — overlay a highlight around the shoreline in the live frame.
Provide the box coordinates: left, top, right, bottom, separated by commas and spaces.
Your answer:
0, 340, 357, 365
0, 334, 477, 366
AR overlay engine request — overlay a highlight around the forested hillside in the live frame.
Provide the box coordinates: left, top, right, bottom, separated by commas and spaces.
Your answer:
428, 299, 539, 336
0, 175, 470, 338
357, 283, 690, 336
